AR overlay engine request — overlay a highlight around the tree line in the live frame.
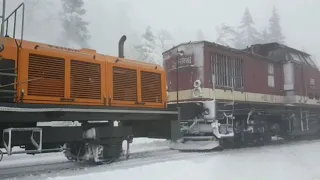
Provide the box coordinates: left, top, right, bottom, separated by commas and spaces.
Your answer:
132, 6, 286, 64
18, 1, 286, 66
215, 7, 285, 49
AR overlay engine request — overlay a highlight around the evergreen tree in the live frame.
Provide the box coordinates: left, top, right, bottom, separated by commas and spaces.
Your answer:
124, 32, 141, 60
268, 6, 285, 44
156, 29, 173, 52
215, 23, 238, 47
261, 28, 270, 43
196, 29, 205, 41
234, 7, 261, 49
134, 26, 161, 65
60, 0, 90, 48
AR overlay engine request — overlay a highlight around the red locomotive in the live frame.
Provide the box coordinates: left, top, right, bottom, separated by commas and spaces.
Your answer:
164, 41, 320, 150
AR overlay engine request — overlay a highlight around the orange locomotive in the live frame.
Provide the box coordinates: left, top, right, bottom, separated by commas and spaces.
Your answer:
0, 2, 179, 164
2, 36, 167, 109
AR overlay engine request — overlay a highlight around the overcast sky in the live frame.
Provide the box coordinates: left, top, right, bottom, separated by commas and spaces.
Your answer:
7, 0, 320, 64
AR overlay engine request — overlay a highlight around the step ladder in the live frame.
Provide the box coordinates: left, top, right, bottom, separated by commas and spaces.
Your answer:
0, 127, 42, 161
211, 74, 235, 137
0, 67, 18, 102
0, 127, 66, 161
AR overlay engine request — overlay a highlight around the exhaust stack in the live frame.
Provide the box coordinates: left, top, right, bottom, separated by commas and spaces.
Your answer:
118, 35, 127, 58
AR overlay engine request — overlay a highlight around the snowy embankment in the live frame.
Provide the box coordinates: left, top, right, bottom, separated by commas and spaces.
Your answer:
44, 139, 320, 180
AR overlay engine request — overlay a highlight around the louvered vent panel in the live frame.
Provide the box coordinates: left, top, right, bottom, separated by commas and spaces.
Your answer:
113, 67, 137, 101
28, 54, 65, 97
141, 71, 162, 103
70, 60, 101, 99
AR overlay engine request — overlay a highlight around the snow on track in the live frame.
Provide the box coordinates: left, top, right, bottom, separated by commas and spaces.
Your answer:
0, 152, 67, 169
0, 138, 174, 179
18, 148, 213, 180
4, 138, 320, 180
45, 139, 320, 180
129, 138, 170, 153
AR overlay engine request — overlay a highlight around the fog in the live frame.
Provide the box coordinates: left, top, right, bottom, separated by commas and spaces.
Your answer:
5, 0, 320, 64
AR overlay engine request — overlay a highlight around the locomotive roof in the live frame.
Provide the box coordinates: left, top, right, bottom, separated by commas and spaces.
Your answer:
250, 42, 311, 56
246, 42, 317, 68
163, 40, 310, 56
10, 38, 164, 71
163, 40, 317, 68
162, 40, 278, 63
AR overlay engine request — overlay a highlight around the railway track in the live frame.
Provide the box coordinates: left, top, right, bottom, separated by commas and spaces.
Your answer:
1, 137, 320, 180
0, 146, 216, 180
0, 148, 175, 179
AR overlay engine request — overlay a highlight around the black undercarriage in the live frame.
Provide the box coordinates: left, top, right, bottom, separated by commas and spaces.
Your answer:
0, 103, 180, 163
170, 101, 320, 149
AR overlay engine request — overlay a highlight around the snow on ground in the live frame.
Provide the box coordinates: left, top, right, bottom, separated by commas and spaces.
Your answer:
0, 138, 168, 169
0, 148, 67, 169
128, 138, 170, 153
45, 139, 320, 180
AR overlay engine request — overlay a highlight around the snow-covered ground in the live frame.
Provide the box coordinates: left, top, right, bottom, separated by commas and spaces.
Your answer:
129, 137, 169, 153
0, 137, 168, 165
46, 139, 320, 180
0, 138, 171, 179
2, 138, 320, 180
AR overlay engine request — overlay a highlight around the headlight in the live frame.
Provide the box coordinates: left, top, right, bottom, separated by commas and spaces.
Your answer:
193, 80, 201, 88
192, 88, 202, 98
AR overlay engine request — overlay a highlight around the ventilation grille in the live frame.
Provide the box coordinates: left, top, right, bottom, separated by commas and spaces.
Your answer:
28, 54, 65, 97
71, 60, 101, 99
113, 67, 137, 101
141, 71, 162, 103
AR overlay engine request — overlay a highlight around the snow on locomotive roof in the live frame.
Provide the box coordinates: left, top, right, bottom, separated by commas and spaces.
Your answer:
163, 40, 317, 68
14, 38, 164, 70
162, 40, 278, 63
247, 42, 317, 68
255, 42, 311, 56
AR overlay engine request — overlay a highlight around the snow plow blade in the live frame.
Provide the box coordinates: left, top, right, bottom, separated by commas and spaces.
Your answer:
169, 136, 220, 151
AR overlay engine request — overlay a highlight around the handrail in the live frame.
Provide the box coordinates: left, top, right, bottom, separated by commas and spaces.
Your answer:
0, 0, 6, 52
34, 45, 96, 59
114, 58, 160, 69
3, 2, 25, 47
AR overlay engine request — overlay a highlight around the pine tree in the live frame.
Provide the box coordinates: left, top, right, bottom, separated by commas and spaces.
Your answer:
261, 28, 269, 43
196, 29, 205, 41
268, 7, 285, 44
156, 29, 173, 52
215, 23, 238, 47
124, 32, 141, 60
234, 7, 260, 49
134, 26, 161, 65
60, 0, 90, 48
